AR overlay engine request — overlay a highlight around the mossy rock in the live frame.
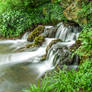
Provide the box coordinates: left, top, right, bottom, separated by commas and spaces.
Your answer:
34, 35, 45, 46
61, 0, 89, 25
40, 55, 47, 61
46, 39, 62, 54
26, 43, 39, 48
26, 35, 45, 48
27, 25, 45, 42
26, 44, 34, 48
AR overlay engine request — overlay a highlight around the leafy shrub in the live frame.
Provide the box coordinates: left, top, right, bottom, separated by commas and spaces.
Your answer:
79, 26, 92, 50
0, 1, 65, 38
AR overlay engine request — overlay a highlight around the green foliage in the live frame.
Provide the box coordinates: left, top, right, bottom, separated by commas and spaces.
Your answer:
23, 58, 92, 92
0, 1, 65, 38
78, 2, 92, 18
0, 10, 32, 37
79, 26, 92, 50
74, 25, 92, 58
0, 0, 50, 12
27, 25, 44, 42
78, 1, 92, 26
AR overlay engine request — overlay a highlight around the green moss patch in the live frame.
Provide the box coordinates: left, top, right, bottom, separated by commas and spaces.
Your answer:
27, 25, 45, 42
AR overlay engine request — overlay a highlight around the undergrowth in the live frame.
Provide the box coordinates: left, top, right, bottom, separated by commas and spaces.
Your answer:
23, 58, 92, 92
0, 0, 66, 38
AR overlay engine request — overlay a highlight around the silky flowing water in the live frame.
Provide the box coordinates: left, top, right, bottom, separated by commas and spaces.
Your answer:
0, 23, 81, 92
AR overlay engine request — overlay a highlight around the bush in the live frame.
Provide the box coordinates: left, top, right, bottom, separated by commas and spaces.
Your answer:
79, 26, 92, 50
0, 2, 65, 38
0, 9, 32, 37
72, 25, 92, 63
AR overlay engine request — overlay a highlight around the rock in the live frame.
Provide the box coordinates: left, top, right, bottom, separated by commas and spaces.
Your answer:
26, 44, 35, 48
40, 55, 47, 61
27, 25, 45, 42
40, 39, 62, 61
34, 35, 45, 46
41, 26, 57, 38
71, 54, 80, 65
61, 0, 88, 25
46, 39, 62, 54
59, 47, 72, 65
57, 48, 80, 69
26, 35, 45, 48
49, 42, 80, 69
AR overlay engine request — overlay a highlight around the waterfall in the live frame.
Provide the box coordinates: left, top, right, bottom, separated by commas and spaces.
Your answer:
21, 32, 29, 40
55, 23, 80, 41
0, 22, 81, 92
44, 23, 81, 70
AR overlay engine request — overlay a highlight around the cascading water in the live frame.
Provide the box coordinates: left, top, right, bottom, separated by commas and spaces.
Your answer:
0, 22, 81, 92
56, 23, 80, 42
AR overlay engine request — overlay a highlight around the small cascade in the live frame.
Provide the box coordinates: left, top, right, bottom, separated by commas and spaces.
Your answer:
55, 23, 81, 42
0, 22, 81, 92
45, 22, 81, 69
46, 45, 62, 67
21, 32, 29, 40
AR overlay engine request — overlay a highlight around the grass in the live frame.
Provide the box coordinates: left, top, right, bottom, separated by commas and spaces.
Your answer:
23, 58, 92, 92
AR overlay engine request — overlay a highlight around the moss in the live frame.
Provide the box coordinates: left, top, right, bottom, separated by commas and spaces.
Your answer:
34, 35, 45, 46
27, 25, 45, 42
26, 43, 39, 48
26, 44, 34, 48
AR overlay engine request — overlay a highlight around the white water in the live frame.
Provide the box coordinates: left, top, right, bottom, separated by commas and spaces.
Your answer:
56, 23, 80, 42
0, 22, 81, 92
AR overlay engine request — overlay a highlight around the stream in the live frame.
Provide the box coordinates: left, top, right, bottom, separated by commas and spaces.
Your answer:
0, 22, 81, 92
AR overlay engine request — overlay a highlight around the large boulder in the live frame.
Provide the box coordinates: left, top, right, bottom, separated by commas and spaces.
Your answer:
41, 26, 57, 38
60, 0, 89, 25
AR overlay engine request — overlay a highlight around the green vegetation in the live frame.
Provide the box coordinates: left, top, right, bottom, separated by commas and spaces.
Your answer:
0, 0, 66, 38
26, 35, 45, 48
77, 1, 92, 25
27, 25, 44, 42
